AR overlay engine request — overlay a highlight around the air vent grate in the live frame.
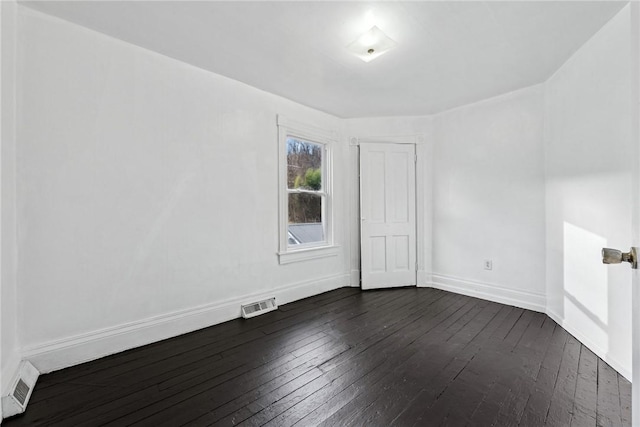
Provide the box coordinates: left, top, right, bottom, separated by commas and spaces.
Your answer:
241, 297, 277, 319
2, 361, 39, 418
13, 379, 29, 406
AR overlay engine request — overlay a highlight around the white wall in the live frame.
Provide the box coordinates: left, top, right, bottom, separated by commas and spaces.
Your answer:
1, 0, 20, 400
631, 2, 640, 416
545, 6, 632, 378
16, 7, 350, 373
431, 85, 547, 312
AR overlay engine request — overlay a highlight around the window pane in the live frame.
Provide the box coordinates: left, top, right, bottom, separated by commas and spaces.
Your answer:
287, 137, 322, 190
288, 193, 324, 245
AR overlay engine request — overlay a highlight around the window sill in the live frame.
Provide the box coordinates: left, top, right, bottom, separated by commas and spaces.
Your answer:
278, 245, 340, 265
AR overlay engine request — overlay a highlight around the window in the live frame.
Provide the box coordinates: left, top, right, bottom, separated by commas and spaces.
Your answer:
277, 116, 338, 264
287, 137, 325, 246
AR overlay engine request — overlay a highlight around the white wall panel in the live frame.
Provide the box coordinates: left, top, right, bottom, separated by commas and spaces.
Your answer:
432, 85, 547, 304
1, 0, 20, 397
545, 6, 632, 378
16, 7, 350, 362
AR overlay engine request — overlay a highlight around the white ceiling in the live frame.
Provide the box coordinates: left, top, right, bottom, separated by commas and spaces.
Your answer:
22, 1, 628, 118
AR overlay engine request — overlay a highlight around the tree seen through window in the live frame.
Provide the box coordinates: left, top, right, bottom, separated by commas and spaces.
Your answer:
287, 137, 324, 245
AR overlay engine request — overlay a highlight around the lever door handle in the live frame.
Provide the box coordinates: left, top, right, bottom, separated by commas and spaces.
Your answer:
602, 247, 638, 269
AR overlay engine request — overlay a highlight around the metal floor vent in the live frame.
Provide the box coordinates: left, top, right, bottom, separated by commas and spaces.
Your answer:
2, 361, 39, 418
241, 297, 277, 319
13, 379, 29, 406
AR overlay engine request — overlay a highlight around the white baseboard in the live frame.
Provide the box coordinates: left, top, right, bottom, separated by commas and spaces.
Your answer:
429, 273, 546, 313
23, 273, 350, 374
350, 269, 360, 287
546, 309, 631, 382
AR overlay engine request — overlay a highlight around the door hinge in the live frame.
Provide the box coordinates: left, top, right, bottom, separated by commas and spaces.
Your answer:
414, 154, 417, 163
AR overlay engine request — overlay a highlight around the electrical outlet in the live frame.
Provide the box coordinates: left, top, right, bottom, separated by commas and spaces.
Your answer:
484, 260, 492, 270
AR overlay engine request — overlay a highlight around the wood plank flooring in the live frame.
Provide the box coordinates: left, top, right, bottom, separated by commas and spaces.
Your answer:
4, 287, 631, 426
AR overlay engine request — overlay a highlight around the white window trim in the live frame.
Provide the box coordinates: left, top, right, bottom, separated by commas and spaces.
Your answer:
277, 115, 339, 264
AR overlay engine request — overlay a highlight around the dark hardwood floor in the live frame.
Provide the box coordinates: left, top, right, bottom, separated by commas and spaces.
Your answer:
4, 287, 631, 426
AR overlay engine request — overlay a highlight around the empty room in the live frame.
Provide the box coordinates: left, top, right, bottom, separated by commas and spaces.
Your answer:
1, 0, 639, 425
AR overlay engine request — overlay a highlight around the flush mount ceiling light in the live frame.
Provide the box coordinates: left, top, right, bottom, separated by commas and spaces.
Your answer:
347, 26, 397, 63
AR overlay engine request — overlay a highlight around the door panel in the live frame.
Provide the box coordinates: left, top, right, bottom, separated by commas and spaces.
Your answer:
361, 143, 416, 289
393, 235, 410, 270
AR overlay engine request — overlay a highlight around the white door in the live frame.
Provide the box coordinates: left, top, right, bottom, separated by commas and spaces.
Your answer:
633, 243, 639, 423
360, 143, 416, 289
633, 3, 640, 423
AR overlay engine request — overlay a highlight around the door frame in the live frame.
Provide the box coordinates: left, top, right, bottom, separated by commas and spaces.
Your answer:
350, 134, 431, 288
631, 2, 640, 423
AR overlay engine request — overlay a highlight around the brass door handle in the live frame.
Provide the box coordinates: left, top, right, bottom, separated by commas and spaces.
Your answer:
602, 247, 638, 269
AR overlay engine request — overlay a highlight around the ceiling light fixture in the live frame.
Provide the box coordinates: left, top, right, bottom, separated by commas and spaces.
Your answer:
347, 26, 397, 63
